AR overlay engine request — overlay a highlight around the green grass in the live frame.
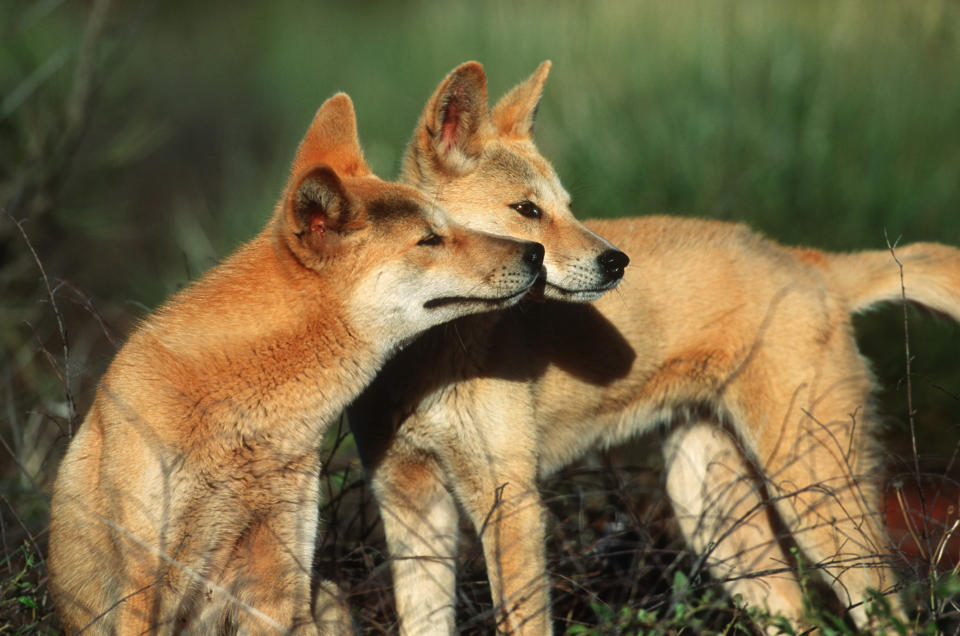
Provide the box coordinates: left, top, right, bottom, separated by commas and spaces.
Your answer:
2, 0, 959, 632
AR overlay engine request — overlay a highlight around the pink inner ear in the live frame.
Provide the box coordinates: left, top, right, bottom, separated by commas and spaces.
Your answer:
440, 94, 464, 151
308, 206, 326, 237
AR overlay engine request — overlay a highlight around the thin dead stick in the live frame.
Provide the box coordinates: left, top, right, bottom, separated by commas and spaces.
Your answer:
884, 230, 920, 480
59, 278, 120, 349
5, 210, 77, 434
934, 518, 960, 568
0, 492, 46, 568
885, 228, 928, 549
478, 482, 510, 540
0, 433, 43, 494
894, 484, 928, 561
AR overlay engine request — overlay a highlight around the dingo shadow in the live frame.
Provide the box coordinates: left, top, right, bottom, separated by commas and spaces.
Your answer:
348, 299, 635, 465
485, 299, 636, 385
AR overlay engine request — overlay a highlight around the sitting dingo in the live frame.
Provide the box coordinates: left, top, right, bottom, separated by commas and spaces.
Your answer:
47, 93, 544, 634
350, 61, 960, 634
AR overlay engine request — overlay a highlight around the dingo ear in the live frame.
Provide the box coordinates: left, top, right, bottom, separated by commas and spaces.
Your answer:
292, 93, 372, 178
415, 61, 489, 176
283, 164, 356, 263
492, 60, 551, 139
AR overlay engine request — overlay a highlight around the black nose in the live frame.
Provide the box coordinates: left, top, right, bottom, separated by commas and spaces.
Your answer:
523, 242, 545, 273
597, 249, 629, 280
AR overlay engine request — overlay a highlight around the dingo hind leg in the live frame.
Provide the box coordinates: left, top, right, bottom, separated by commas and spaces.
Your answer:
737, 332, 897, 628
664, 421, 807, 631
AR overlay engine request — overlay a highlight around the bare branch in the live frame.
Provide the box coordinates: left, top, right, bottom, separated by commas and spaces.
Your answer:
5, 210, 77, 434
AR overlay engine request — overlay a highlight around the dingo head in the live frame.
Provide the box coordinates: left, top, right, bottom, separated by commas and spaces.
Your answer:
276, 94, 544, 344
403, 61, 628, 303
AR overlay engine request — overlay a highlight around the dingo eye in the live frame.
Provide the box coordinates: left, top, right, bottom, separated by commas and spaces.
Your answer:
417, 233, 443, 246
509, 201, 542, 219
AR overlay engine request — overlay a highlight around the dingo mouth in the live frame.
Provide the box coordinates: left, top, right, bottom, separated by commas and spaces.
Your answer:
423, 284, 535, 310
543, 278, 622, 302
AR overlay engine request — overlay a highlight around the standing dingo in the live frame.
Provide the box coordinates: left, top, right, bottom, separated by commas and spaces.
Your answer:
350, 62, 960, 633
47, 93, 544, 634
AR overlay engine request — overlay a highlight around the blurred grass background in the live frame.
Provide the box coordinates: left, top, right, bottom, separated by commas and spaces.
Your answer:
1, 0, 958, 631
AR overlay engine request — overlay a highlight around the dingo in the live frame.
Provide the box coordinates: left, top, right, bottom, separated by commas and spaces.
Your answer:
349, 62, 960, 634
47, 93, 544, 634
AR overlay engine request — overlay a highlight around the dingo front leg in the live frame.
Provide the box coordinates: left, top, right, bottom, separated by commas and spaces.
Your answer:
372, 449, 459, 636
210, 463, 340, 635
450, 458, 549, 635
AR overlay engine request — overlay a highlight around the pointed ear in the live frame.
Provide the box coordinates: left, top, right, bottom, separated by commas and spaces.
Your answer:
408, 61, 489, 177
283, 164, 355, 259
491, 60, 552, 139
292, 93, 372, 178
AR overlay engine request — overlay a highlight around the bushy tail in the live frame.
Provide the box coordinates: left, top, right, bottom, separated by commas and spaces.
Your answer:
819, 242, 960, 322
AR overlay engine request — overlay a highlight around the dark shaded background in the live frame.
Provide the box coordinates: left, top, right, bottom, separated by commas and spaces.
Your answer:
2, 1, 958, 632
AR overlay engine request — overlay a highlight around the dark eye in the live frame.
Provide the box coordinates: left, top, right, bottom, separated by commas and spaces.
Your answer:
417, 232, 443, 246
509, 201, 542, 219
